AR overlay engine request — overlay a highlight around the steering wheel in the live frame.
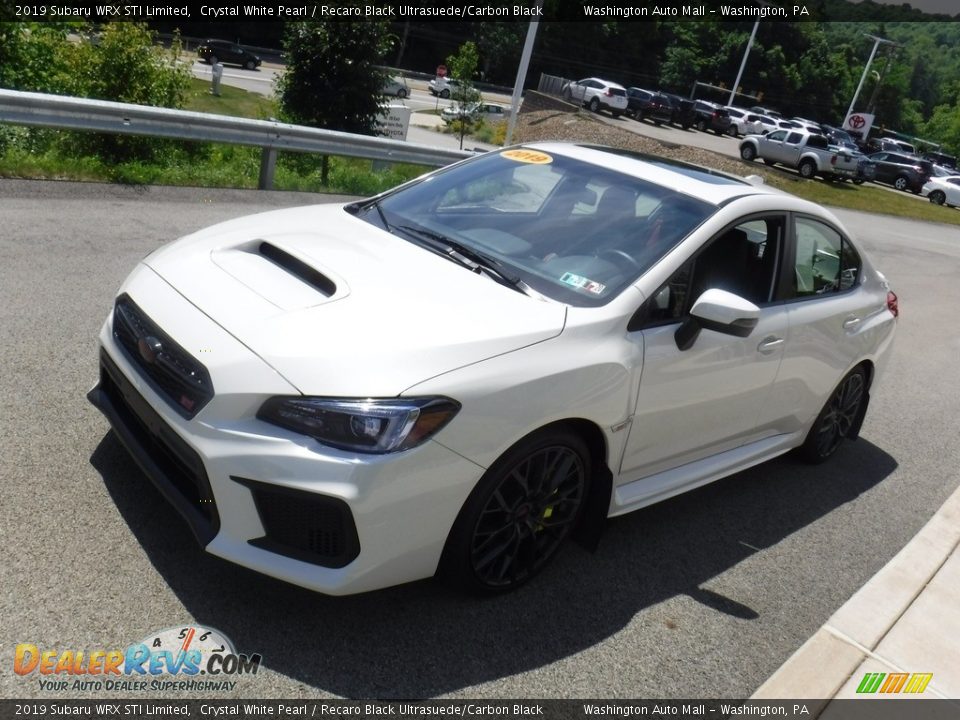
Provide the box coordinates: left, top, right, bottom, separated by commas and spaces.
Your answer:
598, 248, 642, 270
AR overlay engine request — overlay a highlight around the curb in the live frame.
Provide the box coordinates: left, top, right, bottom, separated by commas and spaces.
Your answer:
752, 482, 960, 703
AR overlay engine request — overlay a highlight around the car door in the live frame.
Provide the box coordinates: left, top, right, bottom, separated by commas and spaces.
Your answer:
620, 214, 790, 483
760, 130, 789, 162
947, 178, 960, 205
761, 214, 876, 437
781, 132, 805, 165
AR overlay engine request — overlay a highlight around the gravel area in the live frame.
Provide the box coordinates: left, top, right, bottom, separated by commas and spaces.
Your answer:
514, 109, 776, 182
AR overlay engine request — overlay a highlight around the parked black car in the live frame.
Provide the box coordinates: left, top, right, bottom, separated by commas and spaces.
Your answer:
660, 93, 696, 129
820, 125, 860, 152
625, 88, 673, 125
922, 151, 957, 170
693, 101, 733, 135
197, 39, 261, 70
867, 152, 933, 193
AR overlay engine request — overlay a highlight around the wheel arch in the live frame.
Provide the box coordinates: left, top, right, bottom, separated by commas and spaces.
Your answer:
526, 417, 613, 551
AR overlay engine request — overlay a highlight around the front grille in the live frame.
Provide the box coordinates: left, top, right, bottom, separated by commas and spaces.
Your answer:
98, 350, 219, 542
113, 294, 213, 419
232, 477, 360, 568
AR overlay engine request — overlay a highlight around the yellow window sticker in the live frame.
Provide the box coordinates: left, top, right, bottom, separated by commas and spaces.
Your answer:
500, 149, 553, 164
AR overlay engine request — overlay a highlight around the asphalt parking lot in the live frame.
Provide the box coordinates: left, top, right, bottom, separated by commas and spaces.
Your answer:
1, 179, 958, 700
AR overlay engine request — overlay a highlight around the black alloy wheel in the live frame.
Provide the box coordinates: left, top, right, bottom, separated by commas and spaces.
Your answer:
442, 431, 591, 593
800, 367, 867, 463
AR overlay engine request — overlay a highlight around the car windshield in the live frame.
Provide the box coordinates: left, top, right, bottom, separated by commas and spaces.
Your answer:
354, 149, 715, 306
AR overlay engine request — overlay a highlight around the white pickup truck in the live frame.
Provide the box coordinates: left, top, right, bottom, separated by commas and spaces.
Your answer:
739, 129, 859, 180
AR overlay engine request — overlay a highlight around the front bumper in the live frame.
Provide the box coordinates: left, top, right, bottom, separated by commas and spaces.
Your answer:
89, 271, 486, 595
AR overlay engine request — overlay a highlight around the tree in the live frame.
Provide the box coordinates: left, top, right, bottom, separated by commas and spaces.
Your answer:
277, 19, 392, 135
445, 41, 481, 150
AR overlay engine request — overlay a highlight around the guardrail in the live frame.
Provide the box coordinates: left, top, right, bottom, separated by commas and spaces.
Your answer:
0, 89, 474, 189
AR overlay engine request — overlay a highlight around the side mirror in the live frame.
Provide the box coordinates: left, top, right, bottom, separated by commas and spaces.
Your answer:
675, 289, 761, 351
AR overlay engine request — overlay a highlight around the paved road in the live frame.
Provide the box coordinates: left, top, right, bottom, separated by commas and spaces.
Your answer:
1, 180, 958, 701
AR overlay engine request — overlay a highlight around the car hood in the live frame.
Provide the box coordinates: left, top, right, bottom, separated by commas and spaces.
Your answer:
143, 204, 566, 396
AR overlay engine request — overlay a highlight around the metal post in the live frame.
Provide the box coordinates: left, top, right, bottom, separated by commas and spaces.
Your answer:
728, 21, 759, 107
846, 35, 891, 121
504, 0, 543, 147
258, 147, 276, 190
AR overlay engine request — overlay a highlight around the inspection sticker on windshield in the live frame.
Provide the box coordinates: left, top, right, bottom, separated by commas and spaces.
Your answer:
560, 272, 606, 295
500, 149, 553, 164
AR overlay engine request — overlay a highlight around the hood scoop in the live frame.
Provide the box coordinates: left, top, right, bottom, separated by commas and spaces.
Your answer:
210, 239, 347, 311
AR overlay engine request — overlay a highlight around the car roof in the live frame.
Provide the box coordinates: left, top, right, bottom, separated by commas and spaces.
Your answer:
522, 143, 782, 206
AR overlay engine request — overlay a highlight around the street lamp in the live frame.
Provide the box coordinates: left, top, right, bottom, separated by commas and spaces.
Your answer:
727, 0, 769, 107
505, 0, 543, 146
845, 34, 897, 121
728, 20, 760, 107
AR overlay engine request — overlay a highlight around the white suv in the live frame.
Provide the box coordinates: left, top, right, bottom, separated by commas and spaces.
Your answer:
562, 77, 629, 117
428, 76, 461, 99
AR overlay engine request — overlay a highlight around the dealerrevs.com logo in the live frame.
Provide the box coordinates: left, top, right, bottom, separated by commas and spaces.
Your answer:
14, 626, 262, 692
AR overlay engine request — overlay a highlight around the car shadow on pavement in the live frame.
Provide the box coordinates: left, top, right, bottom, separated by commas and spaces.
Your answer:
91, 432, 897, 698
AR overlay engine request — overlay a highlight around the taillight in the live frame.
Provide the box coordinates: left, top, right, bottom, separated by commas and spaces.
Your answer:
886, 291, 899, 318
831, 155, 837, 166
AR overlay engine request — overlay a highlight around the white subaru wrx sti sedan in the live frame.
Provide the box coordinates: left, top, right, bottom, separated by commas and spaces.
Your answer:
89, 144, 898, 595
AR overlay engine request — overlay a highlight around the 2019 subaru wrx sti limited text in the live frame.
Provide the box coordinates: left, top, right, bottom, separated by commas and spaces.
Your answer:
89, 144, 898, 595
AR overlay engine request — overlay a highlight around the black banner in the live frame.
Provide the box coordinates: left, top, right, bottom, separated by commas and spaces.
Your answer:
0, 0, 886, 25
2, 700, 960, 720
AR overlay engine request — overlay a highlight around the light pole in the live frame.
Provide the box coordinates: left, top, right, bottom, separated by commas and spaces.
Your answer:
505, 0, 544, 147
728, 20, 760, 107
845, 34, 896, 121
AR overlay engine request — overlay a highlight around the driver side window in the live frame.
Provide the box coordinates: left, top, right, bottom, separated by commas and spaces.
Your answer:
638, 215, 785, 327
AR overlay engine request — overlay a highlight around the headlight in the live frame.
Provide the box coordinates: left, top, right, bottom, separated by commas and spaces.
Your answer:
258, 396, 460, 454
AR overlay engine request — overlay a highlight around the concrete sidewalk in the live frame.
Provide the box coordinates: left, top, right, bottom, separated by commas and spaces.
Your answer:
753, 483, 960, 706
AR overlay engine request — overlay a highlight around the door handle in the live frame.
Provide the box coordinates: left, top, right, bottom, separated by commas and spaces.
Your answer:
843, 316, 862, 330
757, 336, 784, 354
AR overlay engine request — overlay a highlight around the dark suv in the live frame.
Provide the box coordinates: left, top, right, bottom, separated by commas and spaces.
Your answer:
867, 152, 933, 193
197, 40, 261, 70
694, 101, 732, 134
660, 93, 696, 129
923, 151, 957, 170
625, 88, 673, 125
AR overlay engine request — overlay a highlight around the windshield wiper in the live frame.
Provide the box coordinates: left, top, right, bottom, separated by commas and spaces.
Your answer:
395, 224, 531, 295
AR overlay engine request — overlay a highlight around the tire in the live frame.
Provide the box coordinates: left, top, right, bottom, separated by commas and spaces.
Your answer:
589, 97, 600, 112
798, 160, 817, 179
799, 367, 868, 464
440, 89, 450, 99
727, 126, 738, 138
740, 144, 757, 161
929, 190, 946, 205
696, 119, 707, 132
611, 111, 622, 119
440, 429, 592, 593
244, 60, 256, 70
853, 179, 865, 185
396, 88, 407, 99
893, 175, 909, 191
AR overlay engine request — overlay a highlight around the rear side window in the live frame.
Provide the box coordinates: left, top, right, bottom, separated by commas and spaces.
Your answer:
807, 135, 829, 149
790, 217, 860, 298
